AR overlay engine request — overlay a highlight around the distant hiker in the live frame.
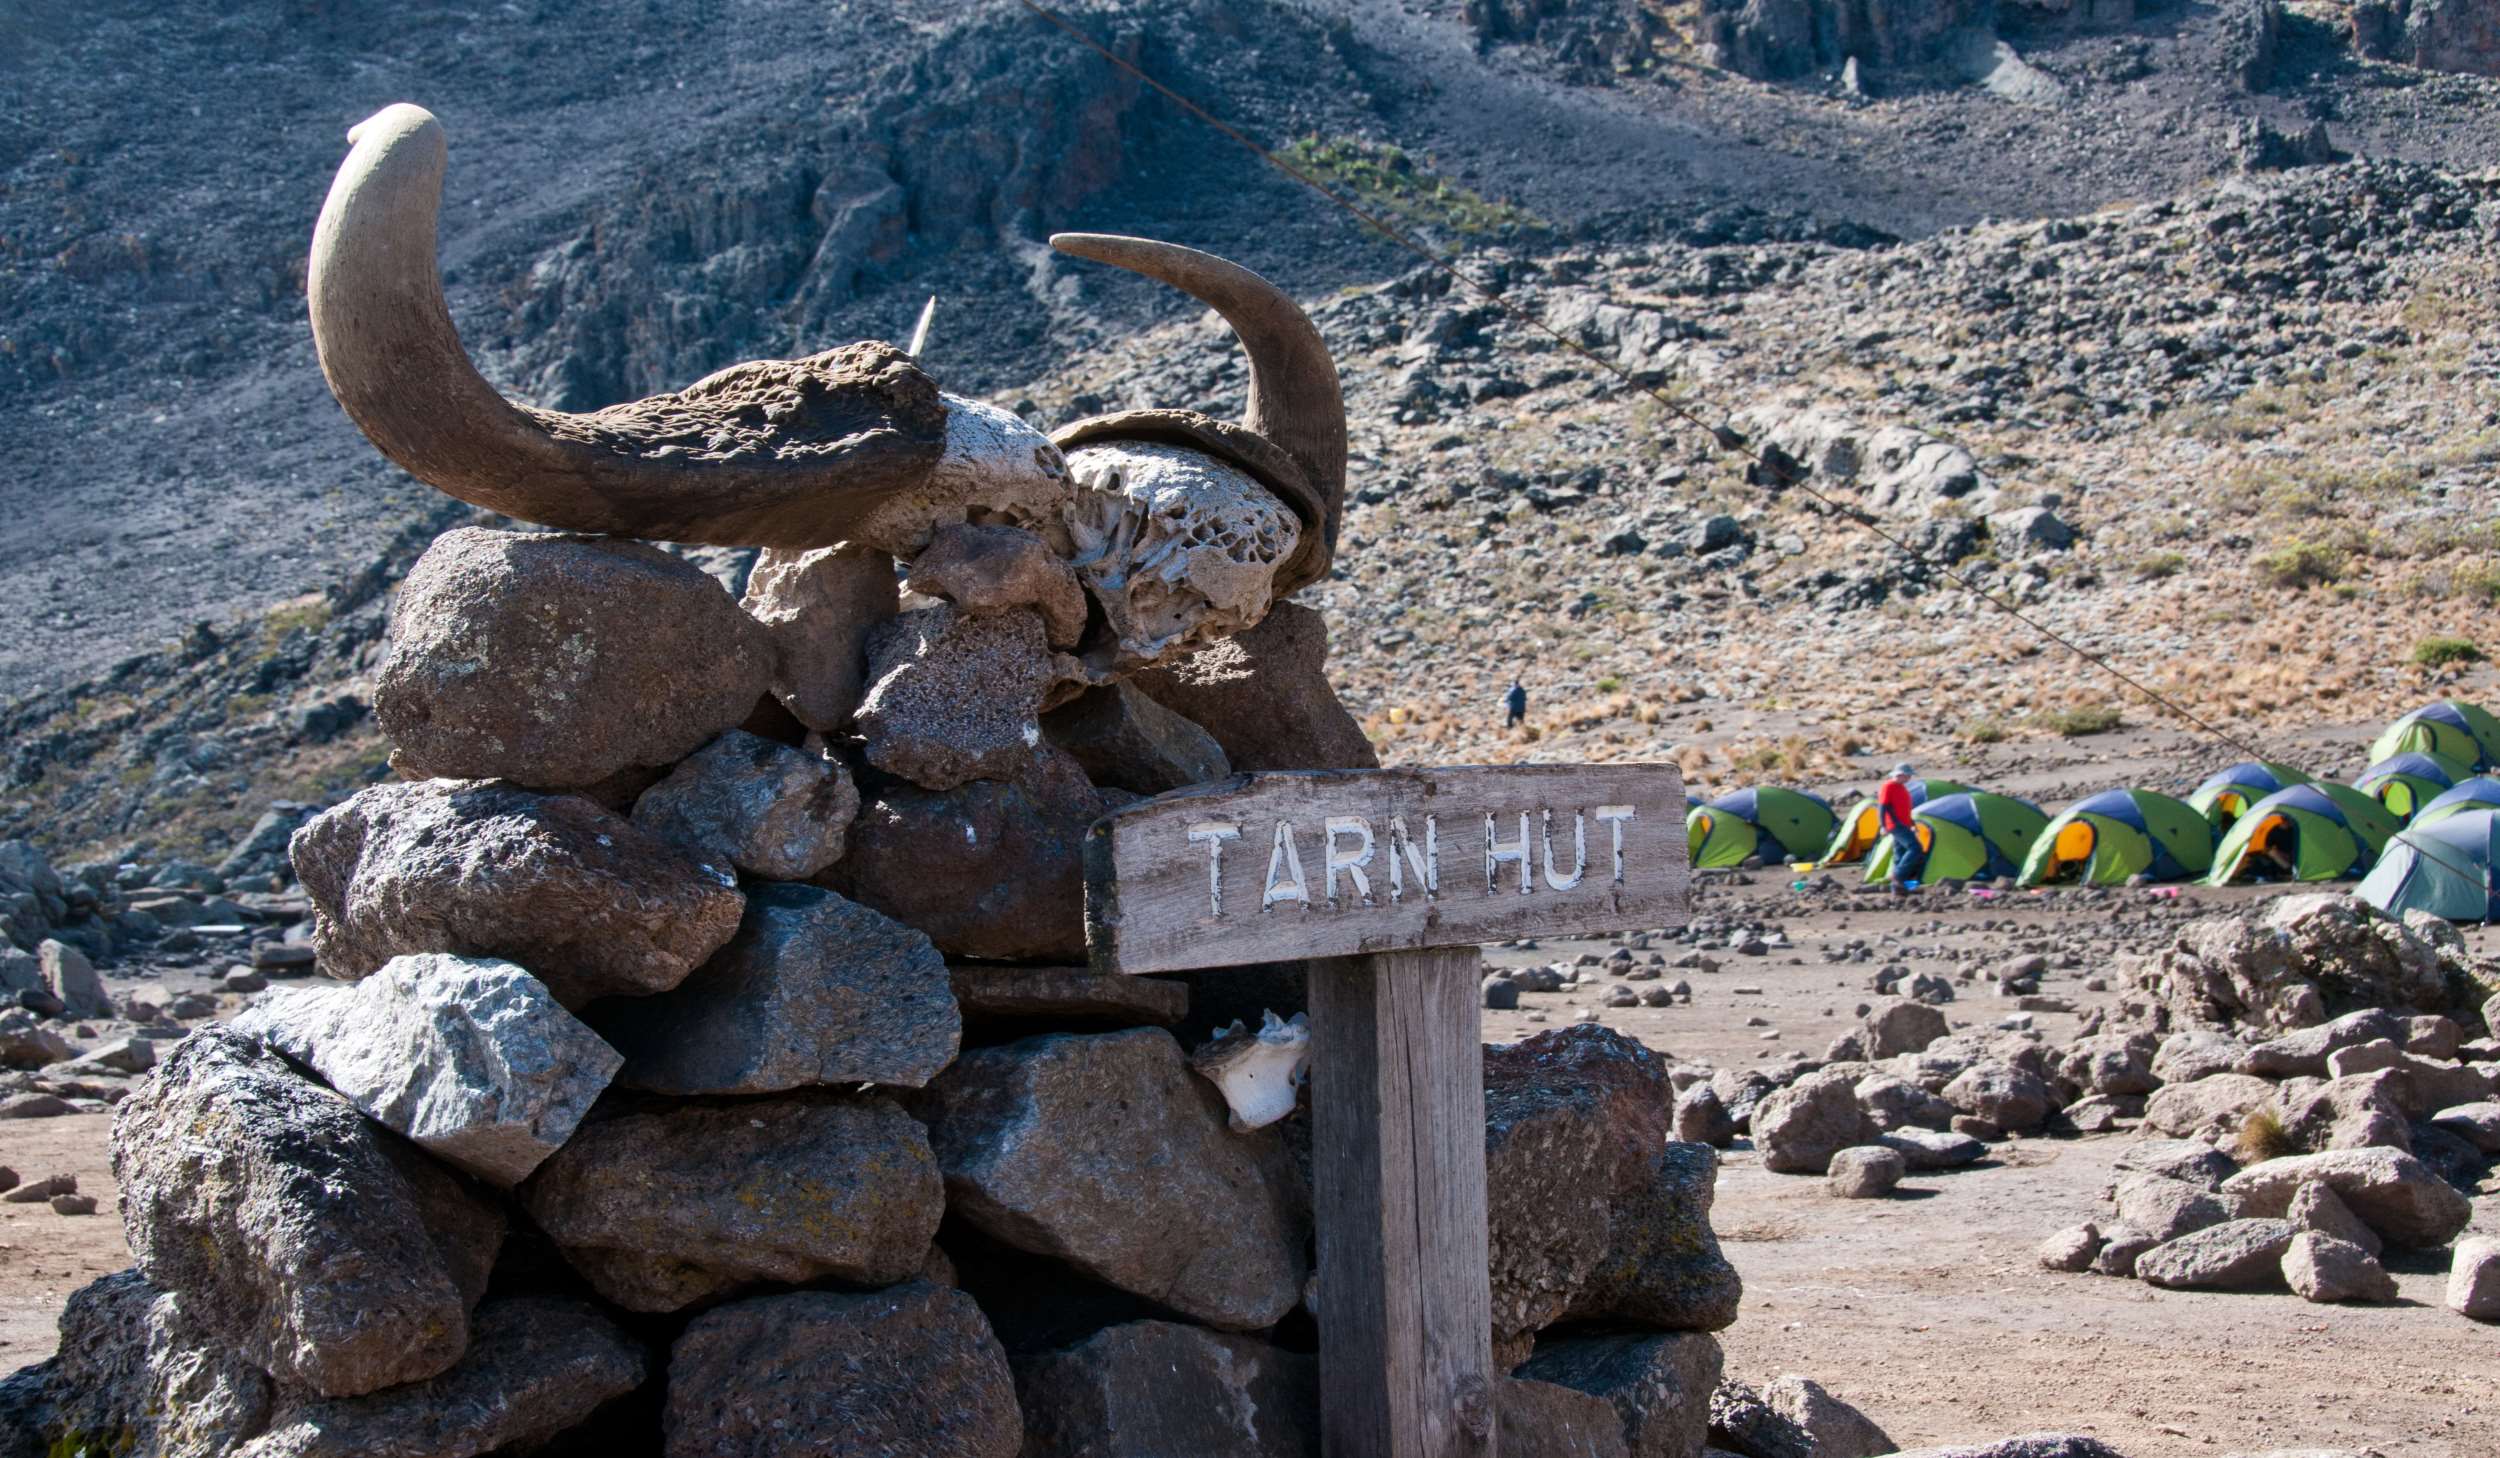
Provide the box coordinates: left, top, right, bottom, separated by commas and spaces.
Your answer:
1879, 763, 1926, 891
1505, 679, 1528, 729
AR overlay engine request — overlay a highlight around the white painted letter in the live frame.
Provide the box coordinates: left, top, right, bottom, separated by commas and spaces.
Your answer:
1389, 815, 1438, 903
1485, 812, 1532, 896
1263, 820, 1311, 909
1595, 805, 1637, 884
1323, 816, 1376, 906
1542, 808, 1588, 891
1188, 821, 1241, 916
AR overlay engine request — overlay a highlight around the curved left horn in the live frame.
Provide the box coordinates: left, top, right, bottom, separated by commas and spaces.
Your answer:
1048, 234, 1346, 582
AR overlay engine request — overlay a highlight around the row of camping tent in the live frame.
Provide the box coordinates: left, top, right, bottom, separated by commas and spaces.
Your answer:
1682, 699, 2500, 918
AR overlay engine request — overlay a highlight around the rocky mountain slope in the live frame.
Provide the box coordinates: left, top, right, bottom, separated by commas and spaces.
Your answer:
4, 0, 2499, 861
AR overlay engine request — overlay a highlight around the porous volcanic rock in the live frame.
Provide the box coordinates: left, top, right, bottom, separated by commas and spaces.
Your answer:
290, 778, 745, 1008
594, 882, 958, 1096
908, 522, 1088, 648
664, 1284, 1021, 1458
232, 952, 621, 1187
919, 1027, 1309, 1332
235, 1297, 645, 1458
522, 1094, 942, 1312
741, 543, 899, 732
1131, 602, 1379, 771
630, 730, 861, 881
112, 1028, 503, 1397
375, 528, 771, 788
856, 604, 1056, 791
825, 744, 1118, 962
1010, 1320, 1318, 1458
1519, 1331, 1723, 1458
1041, 681, 1232, 794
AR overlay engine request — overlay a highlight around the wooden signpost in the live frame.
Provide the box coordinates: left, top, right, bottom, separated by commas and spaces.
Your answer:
1084, 763, 1690, 1458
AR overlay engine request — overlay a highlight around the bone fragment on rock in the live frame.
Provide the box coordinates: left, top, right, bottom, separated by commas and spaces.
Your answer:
845, 394, 1077, 558
1057, 441, 1300, 677
1190, 1010, 1312, 1133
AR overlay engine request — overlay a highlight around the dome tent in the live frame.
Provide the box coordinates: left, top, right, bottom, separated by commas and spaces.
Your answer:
2187, 761, 2313, 833
2371, 700, 2500, 773
1821, 778, 1975, 866
1863, 792, 2050, 886
2420, 776, 2500, 827
2359, 811, 2500, 923
2206, 783, 2402, 885
1687, 788, 1839, 870
2353, 751, 2472, 822
2018, 789, 2218, 887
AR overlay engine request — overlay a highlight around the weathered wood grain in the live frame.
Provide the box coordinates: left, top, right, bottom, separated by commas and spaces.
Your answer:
1084, 763, 1687, 975
1311, 946, 1494, 1458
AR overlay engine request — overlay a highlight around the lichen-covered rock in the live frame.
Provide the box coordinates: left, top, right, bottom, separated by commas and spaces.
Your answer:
112, 1028, 503, 1397
235, 1297, 645, 1458
856, 604, 1057, 791
1751, 1068, 1874, 1174
375, 528, 772, 788
231, 953, 620, 1187
290, 779, 745, 1008
1131, 602, 1378, 771
1497, 1377, 1632, 1458
1010, 1320, 1318, 1458
920, 1028, 1308, 1332
664, 1284, 1021, 1458
1485, 1026, 1741, 1368
825, 745, 1117, 962
630, 730, 860, 880
594, 883, 958, 1096
522, 1094, 942, 1312
908, 522, 1088, 648
740, 543, 898, 732
1519, 1332, 1722, 1458
1042, 681, 1232, 795
19, 1270, 273, 1458
2218, 1147, 2473, 1247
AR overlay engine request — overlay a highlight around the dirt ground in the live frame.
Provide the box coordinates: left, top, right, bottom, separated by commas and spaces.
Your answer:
5, 876, 2495, 1455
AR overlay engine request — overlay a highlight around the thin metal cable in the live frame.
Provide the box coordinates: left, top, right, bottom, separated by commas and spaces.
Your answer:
1012, 0, 2489, 898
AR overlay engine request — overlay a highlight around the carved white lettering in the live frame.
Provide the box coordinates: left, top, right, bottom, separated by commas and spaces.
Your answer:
1323, 816, 1375, 906
1541, 808, 1588, 891
1188, 821, 1242, 916
1388, 815, 1438, 903
1594, 804, 1636, 884
1263, 819, 1311, 909
1485, 812, 1532, 896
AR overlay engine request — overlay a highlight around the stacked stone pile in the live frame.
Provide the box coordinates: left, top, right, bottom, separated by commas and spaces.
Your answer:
0, 519, 1753, 1458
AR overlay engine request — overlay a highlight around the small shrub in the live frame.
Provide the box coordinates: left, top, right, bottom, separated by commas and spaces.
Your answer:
2256, 541, 2347, 590
2134, 551, 2186, 581
2234, 1107, 2298, 1165
2043, 704, 2124, 737
1961, 717, 2008, 745
1596, 676, 1623, 694
2413, 636, 2485, 668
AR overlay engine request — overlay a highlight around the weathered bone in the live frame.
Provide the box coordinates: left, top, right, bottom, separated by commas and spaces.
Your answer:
1189, 1010, 1312, 1133
1058, 442, 1301, 677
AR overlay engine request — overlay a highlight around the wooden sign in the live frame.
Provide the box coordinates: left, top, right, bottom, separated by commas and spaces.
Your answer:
1083, 763, 1688, 1458
1082, 764, 1689, 976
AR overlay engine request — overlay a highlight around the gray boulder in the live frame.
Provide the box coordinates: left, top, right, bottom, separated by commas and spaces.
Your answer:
1765, 1374, 1895, 1458
2112, 1139, 2239, 1191
2280, 1231, 2397, 1304
2038, 1223, 2103, 1273
1042, 681, 1232, 795
1498, 1378, 1632, 1458
595, 883, 959, 1096
2219, 1147, 2472, 1247
2143, 1074, 2275, 1139
112, 1028, 503, 1397
1131, 602, 1379, 772
1011, 1321, 1318, 1458
1876, 1126, 1985, 1170
664, 1284, 1021, 1458
2137, 1219, 2298, 1290
0, 1010, 73, 1070
2242, 1009, 2405, 1078
856, 604, 1055, 791
631, 730, 860, 880
741, 543, 898, 732
290, 779, 745, 1008
2285, 1179, 2383, 1258
1706, 1378, 1812, 1458
375, 528, 772, 788
235, 1297, 645, 1458
2111, 1173, 2232, 1245
2152, 1030, 2245, 1085
2448, 1236, 2500, 1319
921, 1028, 1308, 1332
1674, 1083, 1737, 1147
1942, 1061, 2055, 1132
232, 953, 618, 1187
1827, 1146, 1904, 1199
1753, 1068, 1874, 1174
1861, 998, 1948, 1058
1520, 1331, 1723, 1458
522, 1094, 942, 1312
36, 940, 107, 1019
17, 1269, 273, 1458
907, 522, 1088, 646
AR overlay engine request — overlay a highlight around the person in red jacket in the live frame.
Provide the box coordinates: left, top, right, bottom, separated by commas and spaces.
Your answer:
1878, 763, 1927, 893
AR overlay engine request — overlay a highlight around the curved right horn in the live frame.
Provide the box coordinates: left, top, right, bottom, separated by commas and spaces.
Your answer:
308, 104, 946, 548
1048, 233, 1346, 572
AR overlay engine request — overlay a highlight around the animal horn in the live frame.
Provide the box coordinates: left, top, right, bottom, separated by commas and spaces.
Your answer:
307, 104, 946, 547
1048, 233, 1346, 564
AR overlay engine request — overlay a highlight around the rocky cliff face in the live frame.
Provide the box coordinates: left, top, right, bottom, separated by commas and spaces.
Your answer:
2355, 0, 2500, 75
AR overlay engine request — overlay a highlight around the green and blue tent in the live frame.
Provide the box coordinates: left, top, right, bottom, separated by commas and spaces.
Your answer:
2359, 810, 2500, 923
2371, 701, 2500, 773
2018, 789, 2218, 887
1864, 792, 2049, 885
2419, 776, 2500, 827
2187, 761, 2313, 833
1687, 788, 1838, 869
2206, 783, 2402, 885
2353, 751, 2471, 823
1821, 778, 1975, 866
